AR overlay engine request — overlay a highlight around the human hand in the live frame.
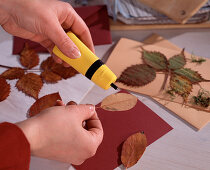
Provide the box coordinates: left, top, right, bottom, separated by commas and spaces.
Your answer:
0, 0, 94, 67
16, 104, 103, 165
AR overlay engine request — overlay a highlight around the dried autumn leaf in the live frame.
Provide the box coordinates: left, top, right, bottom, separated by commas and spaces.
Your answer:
173, 68, 205, 84
0, 78, 10, 102
170, 74, 192, 101
16, 73, 43, 99
41, 70, 62, 83
40, 56, 54, 71
1, 67, 24, 80
121, 132, 147, 168
142, 49, 168, 71
41, 56, 78, 79
168, 49, 186, 70
51, 64, 78, 79
100, 93, 137, 111
20, 43, 39, 69
117, 64, 156, 87
28, 92, 61, 117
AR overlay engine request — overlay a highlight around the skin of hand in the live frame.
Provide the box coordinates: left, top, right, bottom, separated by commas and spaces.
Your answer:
16, 104, 103, 165
0, 0, 95, 67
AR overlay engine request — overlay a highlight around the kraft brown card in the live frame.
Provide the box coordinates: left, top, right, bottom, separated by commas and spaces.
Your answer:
106, 35, 210, 130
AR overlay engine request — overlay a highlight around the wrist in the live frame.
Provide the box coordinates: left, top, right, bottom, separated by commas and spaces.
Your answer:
16, 118, 41, 155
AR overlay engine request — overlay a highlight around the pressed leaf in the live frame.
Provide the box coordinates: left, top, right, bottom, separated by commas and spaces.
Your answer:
20, 43, 39, 69
41, 70, 62, 83
1, 67, 24, 80
28, 92, 61, 117
41, 56, 78, 79
40, 56, 55, 71
16, 73, 43, 99
170, 74, 192, 101
121, 132, 147, 168
174, 68, 205, 84
0, 78, 10, 102
117, 64, 156, 87
168, 49, 186, 70
100, 93, 137, 111
142, 49, 168, 71
51, 64, 78, 79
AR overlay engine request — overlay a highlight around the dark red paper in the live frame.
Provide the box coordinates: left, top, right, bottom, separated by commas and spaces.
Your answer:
12, 5, 112, 54
74, 91, 173, 170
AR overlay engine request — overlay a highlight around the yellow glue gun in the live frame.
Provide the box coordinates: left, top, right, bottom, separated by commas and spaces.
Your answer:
53, 32, 118, 90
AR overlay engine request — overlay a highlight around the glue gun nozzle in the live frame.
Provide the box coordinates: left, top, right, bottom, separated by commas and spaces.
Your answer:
111, 83, 118, 90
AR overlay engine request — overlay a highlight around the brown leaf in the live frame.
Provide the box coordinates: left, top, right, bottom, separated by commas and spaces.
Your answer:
117, 64, 156, 87
41, 56, 78, 79
1, 67, 24, 80
100, 93, 138, 111
0, 78, 10, 102
16, 73, 43, 99
51, 64, 78, 79
20, 43, 39, 69
121, 132, 147, 168
28, 92, 61, 117
40, 56, 55, 70
41, 70, 62, 83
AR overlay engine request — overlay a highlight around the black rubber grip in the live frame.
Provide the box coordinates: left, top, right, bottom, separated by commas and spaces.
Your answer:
85, 59, 104, 80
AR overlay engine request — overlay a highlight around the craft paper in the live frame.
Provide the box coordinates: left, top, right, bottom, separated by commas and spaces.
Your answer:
74, 91, 172, 170
105, 34, 210, 129
13, 5, 112, 54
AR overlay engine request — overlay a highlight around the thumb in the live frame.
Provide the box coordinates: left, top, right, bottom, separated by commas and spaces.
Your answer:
67, 104, 95, 121
47, 20, 81, 59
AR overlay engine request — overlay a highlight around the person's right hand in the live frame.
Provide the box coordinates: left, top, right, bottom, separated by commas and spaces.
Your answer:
0, 0, 94, 67
16, 104, 103, 165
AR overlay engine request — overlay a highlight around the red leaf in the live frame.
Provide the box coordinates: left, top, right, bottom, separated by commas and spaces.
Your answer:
20, 43, 39, 69
121, 132, 147, 168
0, 78, 10, 102
16, 73, 43, 99
41, 70, 62, 83
41, 56, 78, 79
28, 92, 62, 117
1, 67, 25, 80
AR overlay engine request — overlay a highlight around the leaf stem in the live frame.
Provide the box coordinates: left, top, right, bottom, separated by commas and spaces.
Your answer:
0, 64, 13, 69
0, 64, 41, 71
160, 70, 169, 91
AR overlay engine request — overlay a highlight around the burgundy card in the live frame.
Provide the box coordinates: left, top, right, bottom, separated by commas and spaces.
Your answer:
12, 5, 111, 54
74, 91, 173, 170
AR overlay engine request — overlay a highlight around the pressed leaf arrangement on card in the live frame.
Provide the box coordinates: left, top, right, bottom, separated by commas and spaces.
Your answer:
117, 48, 209, 104
112, 41, 210, 112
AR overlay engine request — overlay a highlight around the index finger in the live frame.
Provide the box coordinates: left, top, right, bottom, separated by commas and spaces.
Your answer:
64, 7, 95, 53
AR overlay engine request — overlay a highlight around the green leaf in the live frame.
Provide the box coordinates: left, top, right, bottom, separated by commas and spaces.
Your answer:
117, 64, 156, 87
168, 49, 186, 70
173, 68, 204, 84
142, 49, 168, 71
170, 74, 192, 102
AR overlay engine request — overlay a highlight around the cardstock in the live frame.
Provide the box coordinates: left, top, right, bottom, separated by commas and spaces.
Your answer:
12, 5, 111, 54
74, 91, 172, 170
105, 35, 210, 130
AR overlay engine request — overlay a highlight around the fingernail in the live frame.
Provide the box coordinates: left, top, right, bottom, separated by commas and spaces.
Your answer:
67, 101, 77, 105
71, 47, 81, 59
88, 104, 95, 114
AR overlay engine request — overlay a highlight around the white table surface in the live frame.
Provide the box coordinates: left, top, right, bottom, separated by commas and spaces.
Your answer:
0, 27, 210, 170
